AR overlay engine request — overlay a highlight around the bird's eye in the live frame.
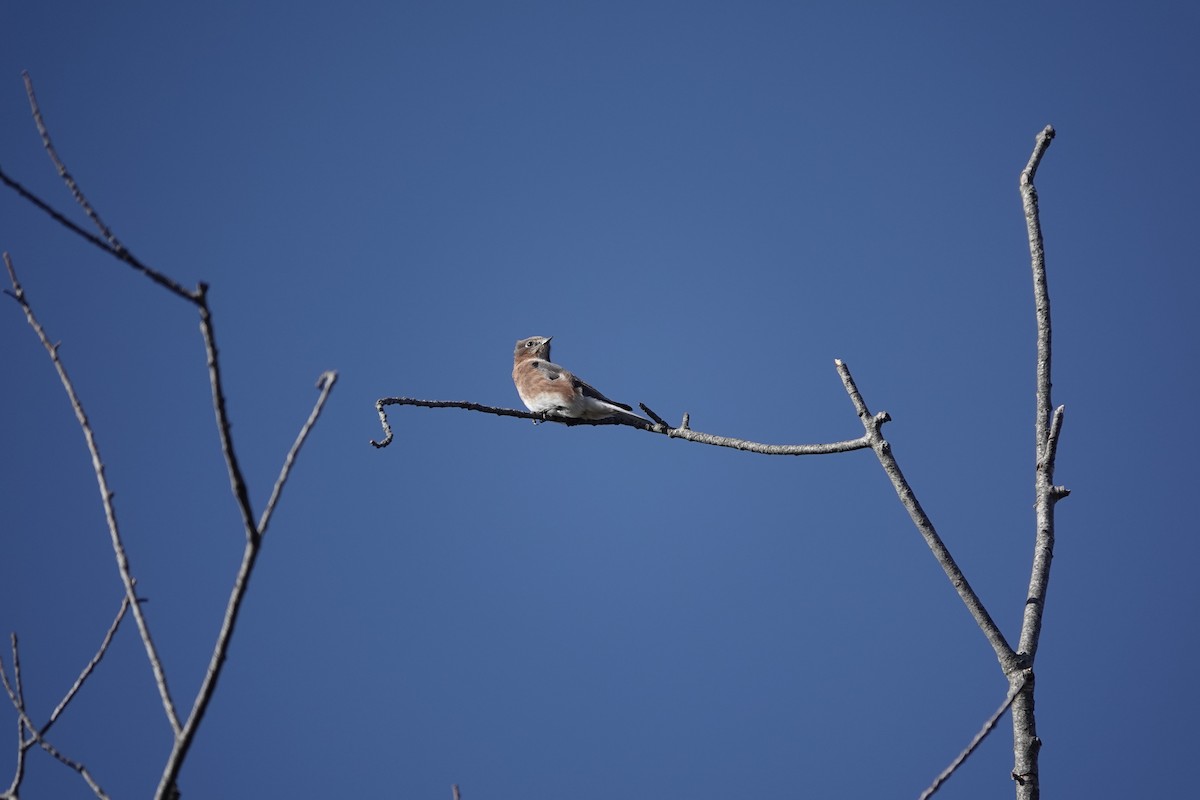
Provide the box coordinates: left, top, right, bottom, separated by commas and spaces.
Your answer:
526, 341, 536, 347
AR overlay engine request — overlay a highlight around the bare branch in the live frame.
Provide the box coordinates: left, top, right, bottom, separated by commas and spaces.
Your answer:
371, 395, 872, 456
4, 253, 182, 734
1013, 123, 1063, 800
43, 596, 131, 735
257, 371, 339, 537
0, 639, 111, 800
196, 287, 259, 543
3, 598, 126, 797
0, 159, 198, 303
8, 639, 22, 727
2, 636, 28, 799
24, 72, 124, 253
8, 72, 198, 303
1021, 125, 1057, 466
2, 720, 26, 799
156, 372, 338, 800
918, 670, 1032, 800
835, 359, 1020, 673
1016, 124, 1062, 665
9, 75, 339, 798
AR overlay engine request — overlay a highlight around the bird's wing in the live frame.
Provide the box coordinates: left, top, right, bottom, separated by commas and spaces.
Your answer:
572, 375, 633, 411
530, 359, 567, 382
533, 359, 638, 415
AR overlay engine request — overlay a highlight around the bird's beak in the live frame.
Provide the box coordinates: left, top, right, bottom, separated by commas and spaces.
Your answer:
544, 336, 553, 344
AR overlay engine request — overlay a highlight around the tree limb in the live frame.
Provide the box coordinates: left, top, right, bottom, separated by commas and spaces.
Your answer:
1012, 123, 1065, 800
42, 596, 131, 737
4, 253, 182, 734
835, 359, 1020, 673
918, 670, 1032, 800
370, 394, 872, 456
0, 637, 111, 800
156, 370, 338, 799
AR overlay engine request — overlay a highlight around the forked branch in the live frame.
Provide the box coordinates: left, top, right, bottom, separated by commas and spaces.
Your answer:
1, 636, 111, 800
3, 72, 339, 800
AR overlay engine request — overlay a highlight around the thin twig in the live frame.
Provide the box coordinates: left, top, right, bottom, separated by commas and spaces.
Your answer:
43, 596, 131, 735
156, 372, 338, 800
257, 371, 338, 537
0, 167, 197, 302
835, 358, 1020, 673
4, 253, 181, 734
918, 670, 1032, 800
3, 597, 126, 798
9, 638, 21, 728
11, 72, 198, 303
2, 636, 27, 799
0, 640, 111, 800
23, 72, 124, 253
371, 395, 872, 456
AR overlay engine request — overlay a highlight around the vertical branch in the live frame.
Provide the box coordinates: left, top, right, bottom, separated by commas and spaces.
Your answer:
1021, 125, 1057, 469
1011, 124, 1069, 800
1016, 124, 1063, 662
3, 636, 28, 799
196, 287, 259, 543
3, 254, 182, 735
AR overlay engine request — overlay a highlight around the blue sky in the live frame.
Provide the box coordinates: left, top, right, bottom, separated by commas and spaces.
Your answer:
2, 3, 1196, 798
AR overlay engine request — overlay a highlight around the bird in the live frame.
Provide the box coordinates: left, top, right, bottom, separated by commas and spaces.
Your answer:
512, 336, 646, 423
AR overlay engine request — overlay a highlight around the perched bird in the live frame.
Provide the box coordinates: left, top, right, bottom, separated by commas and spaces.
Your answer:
512, 336, 646, 423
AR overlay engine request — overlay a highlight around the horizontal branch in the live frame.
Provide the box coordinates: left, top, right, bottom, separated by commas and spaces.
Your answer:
370, 396, 872, 456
